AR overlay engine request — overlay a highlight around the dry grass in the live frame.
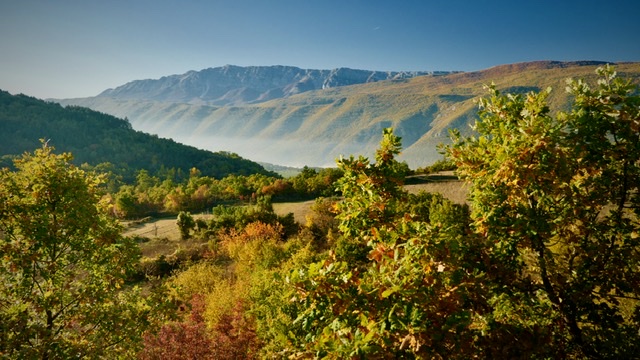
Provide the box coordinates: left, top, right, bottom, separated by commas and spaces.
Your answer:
137, 237, 210, 259
123, 214, 212, 258
124, 214, 213, 240
405, 172, 469, 205
272, 199, 317, 225
124, 218, 182, 241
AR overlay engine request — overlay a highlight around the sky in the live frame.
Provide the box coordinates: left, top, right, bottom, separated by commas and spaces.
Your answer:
1, 0, 639, 99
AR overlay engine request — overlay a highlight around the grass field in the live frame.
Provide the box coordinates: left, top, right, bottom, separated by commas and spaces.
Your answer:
405, 172, 468, 205
272, 199, 317, 225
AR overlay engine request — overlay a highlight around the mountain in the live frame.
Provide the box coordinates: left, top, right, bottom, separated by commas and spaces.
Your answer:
94, 65, 447, 106
56, 61, 640, 168
0, 90, 277, 181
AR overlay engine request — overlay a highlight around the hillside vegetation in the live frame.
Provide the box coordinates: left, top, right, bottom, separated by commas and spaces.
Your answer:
0, 90, 276, 181
58, 61, 640, 167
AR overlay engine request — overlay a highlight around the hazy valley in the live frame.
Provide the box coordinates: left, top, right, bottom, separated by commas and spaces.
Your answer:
54, 61, 640, 168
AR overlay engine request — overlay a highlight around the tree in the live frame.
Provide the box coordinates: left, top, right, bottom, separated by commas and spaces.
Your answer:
177, 211, 196, 240
447, 65, 640, 358
280, 129, 484, 358
0, 142, 168, 358
263, 67, 640, 358
115, 184, 142, 218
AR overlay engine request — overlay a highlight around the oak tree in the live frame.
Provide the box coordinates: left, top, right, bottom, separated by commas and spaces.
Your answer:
282, 129, 484, 358
0, 143, 167, 358
447, 65, 640, 358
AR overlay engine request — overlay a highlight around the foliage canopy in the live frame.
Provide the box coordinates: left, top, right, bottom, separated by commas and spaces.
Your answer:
0, 143, 170, 358
446, 65, 640, 358
3, 65, 639, 359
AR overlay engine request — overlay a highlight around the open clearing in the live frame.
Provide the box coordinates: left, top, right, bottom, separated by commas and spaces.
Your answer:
123, 214, 213, 258
405, 173, 468, 205
123, 172, 468, 254
272, 199, 317, 225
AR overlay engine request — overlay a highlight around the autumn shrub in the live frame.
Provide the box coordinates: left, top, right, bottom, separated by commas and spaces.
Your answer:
219, 221, 285, 274
446, 66, 640, 358
165, 259, 240, 338
139, 294, 215, 360
0, 143, 173, 357
169, 261, 228, 300
258, 128, 488, 358
303, 196, 340, 250
132, 244, 210, 281
249, 238, 322, 357
135, 256, 175, 280
209, 202, 275, 231
209, 300, 261, 360
203, 278, 243, 329
170, 244, 207, 265
162, 263, 260, 359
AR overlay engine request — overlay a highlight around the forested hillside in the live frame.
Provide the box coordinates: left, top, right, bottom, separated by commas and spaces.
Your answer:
0, 90, 276, 181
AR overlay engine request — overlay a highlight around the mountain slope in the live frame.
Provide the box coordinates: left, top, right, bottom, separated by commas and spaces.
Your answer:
57, 61, 640, 168
92, 65, 446, 106
0, 90, 277, 181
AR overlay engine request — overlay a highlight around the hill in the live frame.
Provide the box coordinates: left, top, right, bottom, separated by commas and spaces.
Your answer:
56, 61, 640, 168
0, 90, 277, 181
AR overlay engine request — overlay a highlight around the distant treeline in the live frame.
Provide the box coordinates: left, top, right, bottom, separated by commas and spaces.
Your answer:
110, 165, 344, 219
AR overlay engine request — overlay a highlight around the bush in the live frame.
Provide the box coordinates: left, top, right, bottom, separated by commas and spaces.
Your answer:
176, 211, 196, 240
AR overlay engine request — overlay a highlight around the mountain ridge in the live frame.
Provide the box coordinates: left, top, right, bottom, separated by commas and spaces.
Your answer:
56, 61, 640, 168
93, 65, 453, 106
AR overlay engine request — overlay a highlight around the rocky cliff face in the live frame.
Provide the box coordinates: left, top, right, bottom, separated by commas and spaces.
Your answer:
97, 65, 447, 106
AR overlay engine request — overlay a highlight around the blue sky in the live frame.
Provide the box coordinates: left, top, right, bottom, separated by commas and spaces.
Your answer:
1, 0, 639, 99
